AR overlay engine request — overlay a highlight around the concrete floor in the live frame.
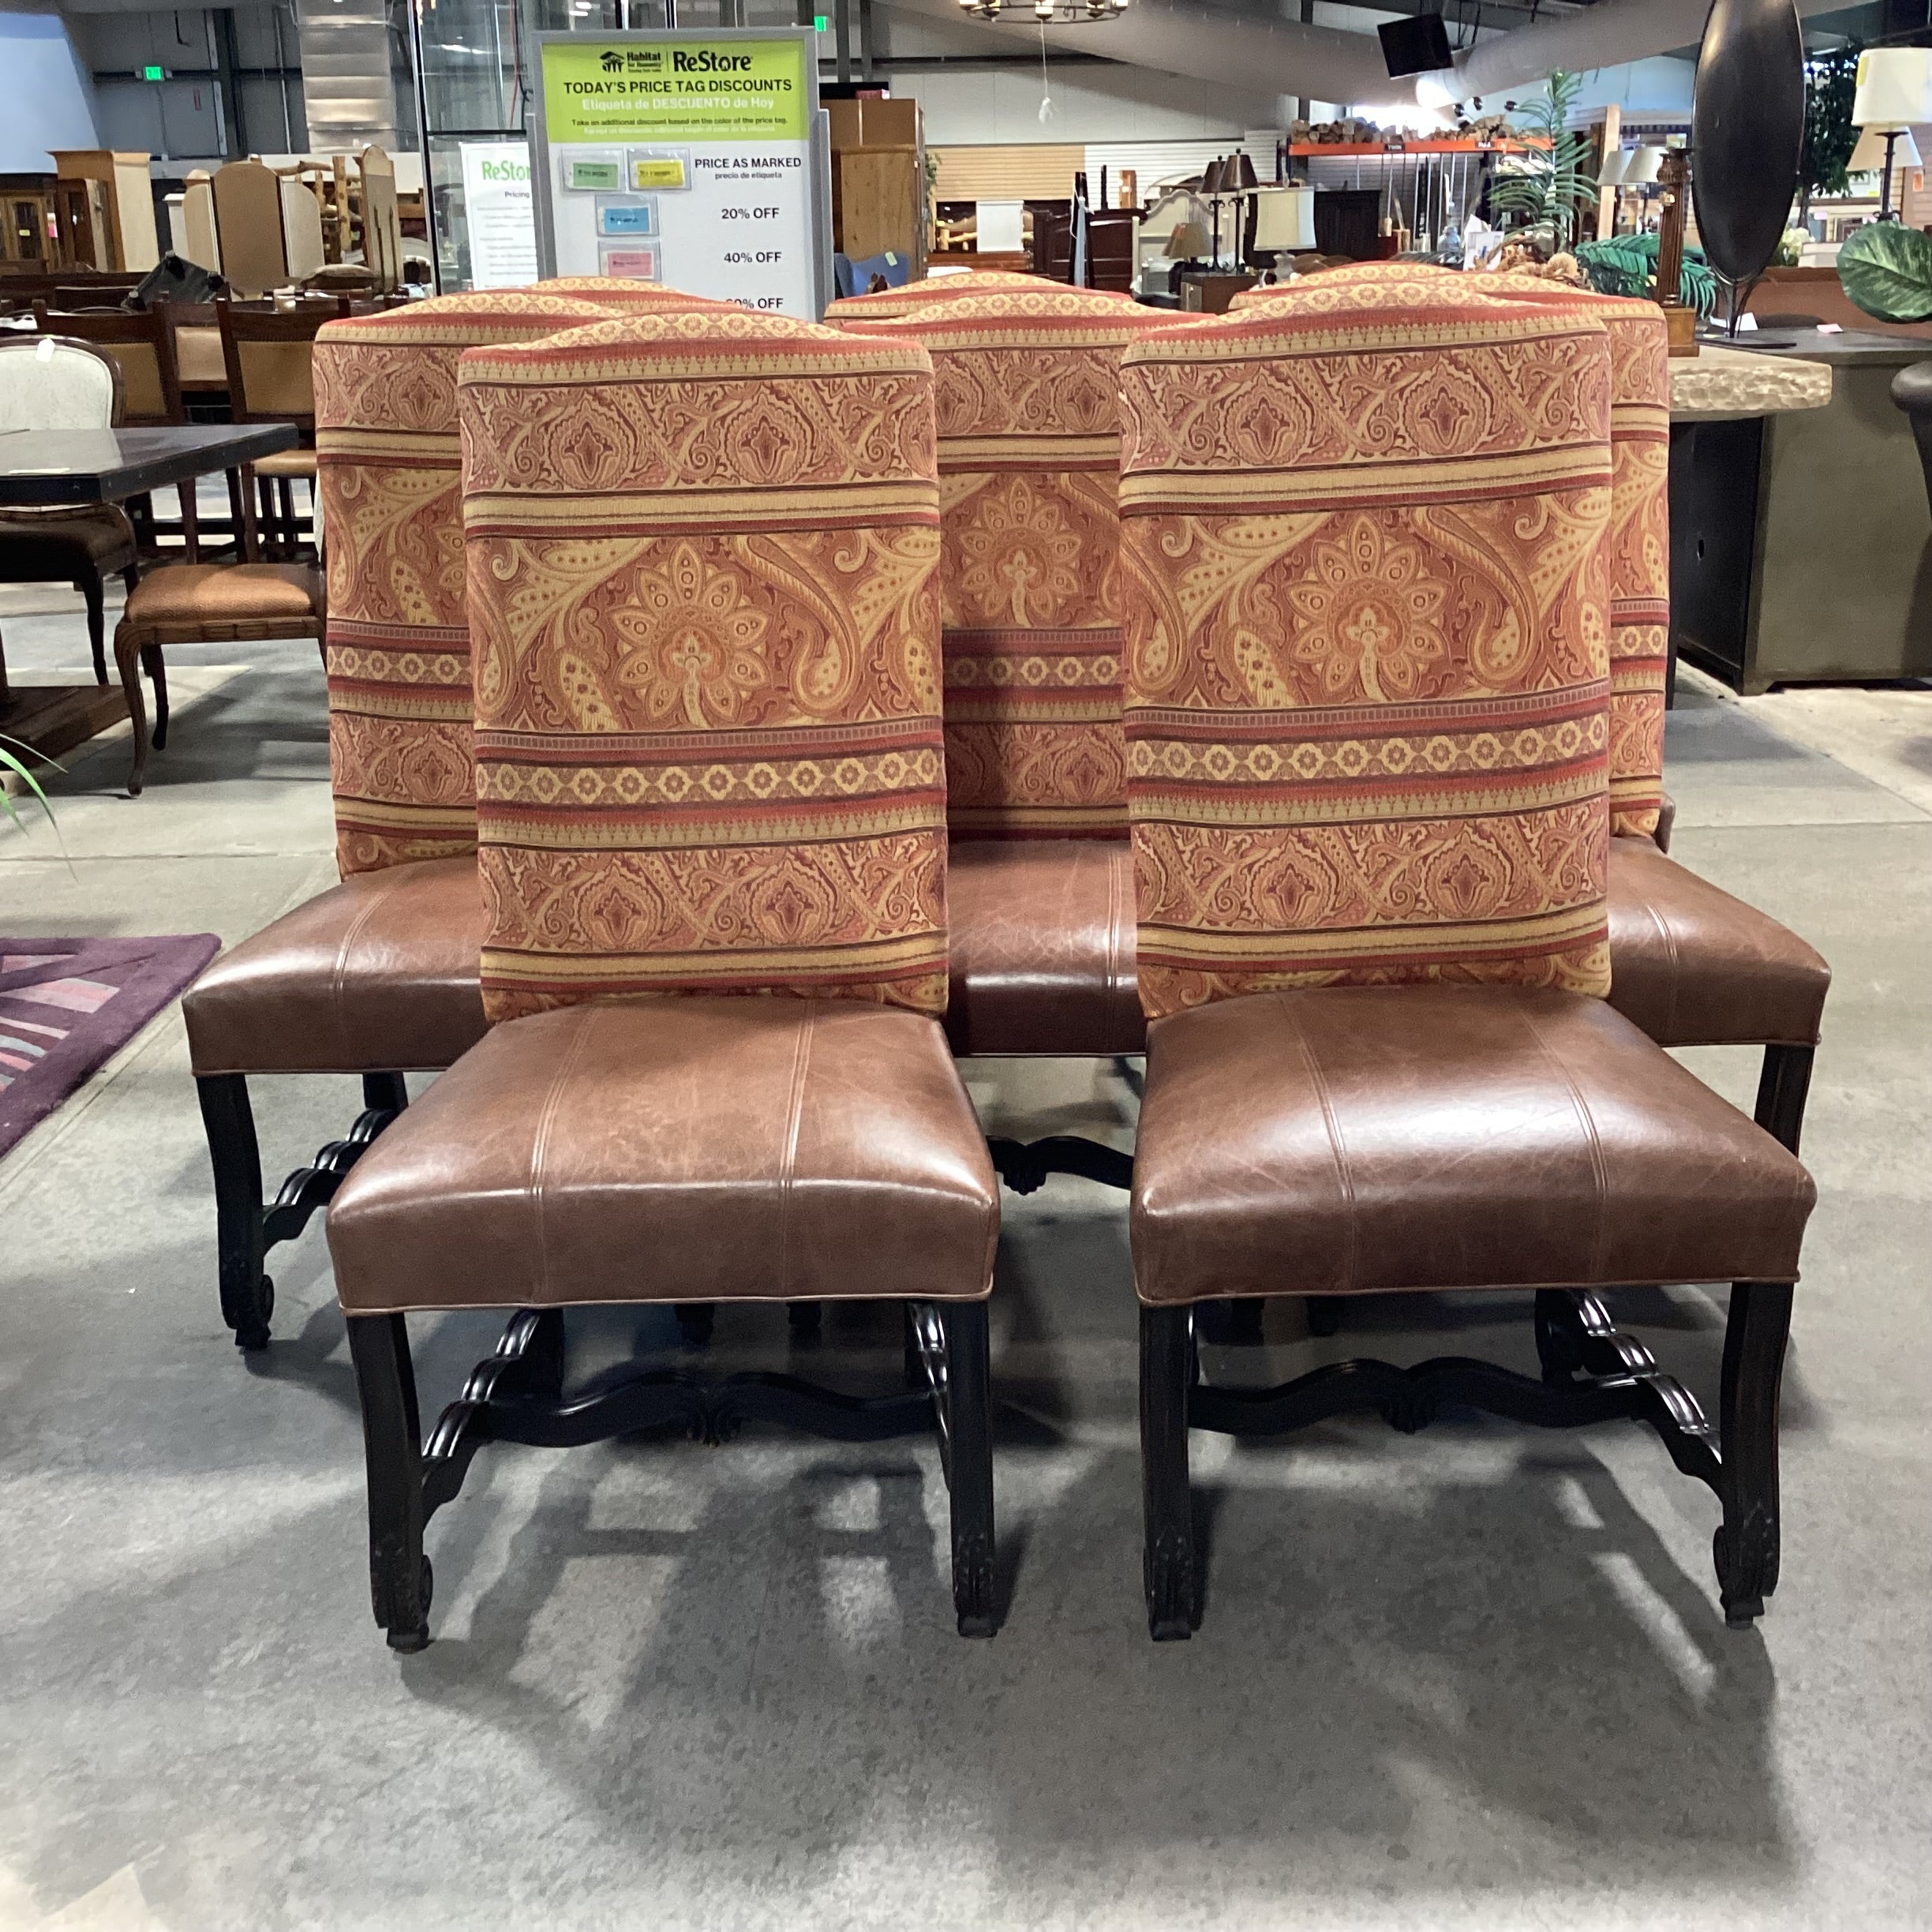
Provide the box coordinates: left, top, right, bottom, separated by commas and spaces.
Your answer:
2, 583, 1930, 1931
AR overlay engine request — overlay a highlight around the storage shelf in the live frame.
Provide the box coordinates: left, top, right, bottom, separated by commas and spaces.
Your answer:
1286, 140, 1544, 156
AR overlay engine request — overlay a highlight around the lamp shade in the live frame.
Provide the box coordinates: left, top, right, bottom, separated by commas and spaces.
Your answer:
1853, 47, 1932, 129
1201, 157, 1227, 195
1597, 148, 1630, 186
1251, 185, 1316, 250
1850, 124, 1923, 173
1229, 151, 1260, 192
1623, 145, 1664, 186
1166, 220, 1211, 259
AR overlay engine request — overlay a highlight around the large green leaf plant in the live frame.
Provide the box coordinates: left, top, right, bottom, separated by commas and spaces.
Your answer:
1574, 229, 1718, 316
1837, 221, 1932, 324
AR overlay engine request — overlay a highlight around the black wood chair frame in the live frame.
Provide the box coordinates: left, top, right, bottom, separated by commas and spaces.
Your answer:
1136, 1040, 1813, 1643
347, 1295, 996, 1651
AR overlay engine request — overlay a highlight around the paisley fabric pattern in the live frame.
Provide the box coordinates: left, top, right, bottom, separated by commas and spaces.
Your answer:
457, 308, 949, 1020
825, 268, 1078, 322
531, 277, 729, 309
843, 288, 1170, 837
1235, 265, 1668, 837
315, 290, 706, 878
1118, 286, 1615, 1016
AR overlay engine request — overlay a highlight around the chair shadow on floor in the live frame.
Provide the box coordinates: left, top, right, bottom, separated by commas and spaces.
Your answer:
201, 1136, 1803, 1906
382, 1422, 1792, 1905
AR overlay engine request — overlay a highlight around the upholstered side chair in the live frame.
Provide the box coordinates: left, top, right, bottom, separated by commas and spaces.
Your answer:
838, 285, 1172, 1193
324, 305, 999, 1649
1215, 268, 1827, 1347
826, 268, 1087, 322
182, 290, 690, 1351
1116, 287, 1816, 1638
1234, 266, 1829, 1152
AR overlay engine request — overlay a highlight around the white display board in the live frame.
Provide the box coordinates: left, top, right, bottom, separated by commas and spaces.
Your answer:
530, 30, 829, 316
459, 141, 540, 289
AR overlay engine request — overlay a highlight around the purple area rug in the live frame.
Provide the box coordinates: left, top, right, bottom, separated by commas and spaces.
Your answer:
0, 935, 220, 1163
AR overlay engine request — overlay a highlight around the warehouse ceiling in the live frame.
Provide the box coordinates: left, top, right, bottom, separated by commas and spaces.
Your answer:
879, 0, 1882, 110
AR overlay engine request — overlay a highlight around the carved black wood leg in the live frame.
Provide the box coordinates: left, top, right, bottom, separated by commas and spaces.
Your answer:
1714, 1280, 1792, 1628
787, 1302, 823, 1341
942, 1301, 997, 1637
1140, 1303, 1196, 1640
195, 1073, 273, 1350
346, 1312, 432, 1653
987, 1135, 1133, 1195
674, 1304, 715, 1346
362, 1071, 409, 1114
1754, 1043, 1814, 1156
1306, 1296, 1344, 1338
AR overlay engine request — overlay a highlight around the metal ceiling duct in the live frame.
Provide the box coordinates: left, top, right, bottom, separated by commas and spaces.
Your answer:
1436, 0, 1857, 104
297, 0, 402, 154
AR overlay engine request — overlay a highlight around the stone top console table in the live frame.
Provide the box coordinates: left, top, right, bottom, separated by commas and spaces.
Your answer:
1668, 343, 1833, 423
1670, 329, 1932, 692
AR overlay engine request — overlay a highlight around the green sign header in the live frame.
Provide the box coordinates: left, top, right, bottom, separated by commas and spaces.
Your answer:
544, 38, 809, 144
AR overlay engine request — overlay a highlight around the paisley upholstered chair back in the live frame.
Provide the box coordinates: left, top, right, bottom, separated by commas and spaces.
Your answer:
1234, 265, 1669, 840
844, 286, 1173, 838
1117, 282, 1616, 1018
313, 290, 710, 878
455, 308, 949, 1024
530, 278, 731, 310
825, 269, 1073, 323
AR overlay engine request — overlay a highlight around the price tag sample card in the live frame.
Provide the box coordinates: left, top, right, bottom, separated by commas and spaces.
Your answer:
535, 32, 824, 315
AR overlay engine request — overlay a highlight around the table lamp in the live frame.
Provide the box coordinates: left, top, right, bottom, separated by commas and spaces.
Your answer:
1166, 219, 1211, 267
1597, 148, 1629, 235
1852, 47, 1932, 218
1251, 185, 1316, 256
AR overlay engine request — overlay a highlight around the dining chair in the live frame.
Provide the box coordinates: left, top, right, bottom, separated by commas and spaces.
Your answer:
0, 335, 137, 685
323, 302, 998, 1653
180, 290, 665, 1354
839, 284, 1170, 1196
1224, 264, 1829, 1343
34, 301, 204, 564
1115, 279, 1816, 1638
216, 295, 350, 560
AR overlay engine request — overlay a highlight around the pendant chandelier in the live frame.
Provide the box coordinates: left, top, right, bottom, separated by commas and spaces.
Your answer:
957, 0, 1129, 21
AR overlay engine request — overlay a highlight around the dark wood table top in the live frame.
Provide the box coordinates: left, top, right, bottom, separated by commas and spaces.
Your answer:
0, 424, 298, 507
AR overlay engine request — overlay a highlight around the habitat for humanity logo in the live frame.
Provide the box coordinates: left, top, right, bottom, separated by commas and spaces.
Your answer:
601, 47, 665, 72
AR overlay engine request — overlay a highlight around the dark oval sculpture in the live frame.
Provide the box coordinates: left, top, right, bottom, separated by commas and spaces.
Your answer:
1693, 0, 1806, 283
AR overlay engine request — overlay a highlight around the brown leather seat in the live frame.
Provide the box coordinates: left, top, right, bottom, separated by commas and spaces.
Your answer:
945, 840, 1144, 1058
185, 856, 488, 1075
942, 833, 1825, 1061
1605, 835, 1829, 1047
1131, 984, 1814, 1305
327, 999, 1000, 1312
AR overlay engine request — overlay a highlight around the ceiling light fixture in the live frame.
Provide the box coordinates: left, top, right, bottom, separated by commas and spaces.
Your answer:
957, 0, 1127, 21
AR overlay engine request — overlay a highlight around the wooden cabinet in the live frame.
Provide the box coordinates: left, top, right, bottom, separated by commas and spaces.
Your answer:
827, 98, 926, 278
48, 152, 161, 275
0, 176, 57, 265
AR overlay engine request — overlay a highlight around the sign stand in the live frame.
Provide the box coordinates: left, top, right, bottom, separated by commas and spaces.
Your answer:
529, 28, 831, 317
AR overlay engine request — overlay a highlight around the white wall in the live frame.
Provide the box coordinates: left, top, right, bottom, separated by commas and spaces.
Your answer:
0, 9, 101, 170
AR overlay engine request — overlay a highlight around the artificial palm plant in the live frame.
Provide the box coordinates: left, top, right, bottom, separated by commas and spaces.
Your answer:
1, 736, 61, 843
1489, 70, 1600, 256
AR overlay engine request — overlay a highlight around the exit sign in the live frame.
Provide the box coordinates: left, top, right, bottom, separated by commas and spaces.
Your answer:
140, 64, 165, 80
814, 14, 828, 28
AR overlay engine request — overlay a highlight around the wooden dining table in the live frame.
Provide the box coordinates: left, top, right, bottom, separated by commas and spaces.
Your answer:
0, 421, 298, 769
